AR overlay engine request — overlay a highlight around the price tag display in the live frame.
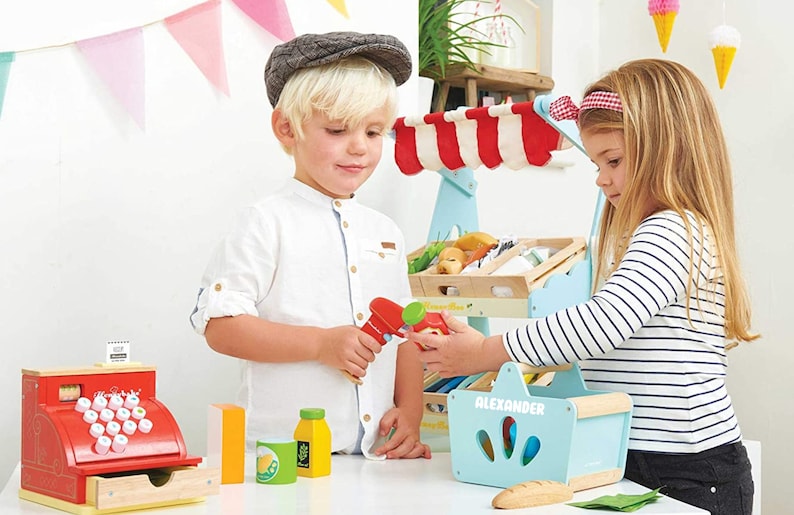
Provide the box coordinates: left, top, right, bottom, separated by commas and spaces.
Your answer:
106, 340, 131, 364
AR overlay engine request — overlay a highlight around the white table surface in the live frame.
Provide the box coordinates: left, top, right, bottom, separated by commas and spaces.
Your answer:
1, 453, 707, 514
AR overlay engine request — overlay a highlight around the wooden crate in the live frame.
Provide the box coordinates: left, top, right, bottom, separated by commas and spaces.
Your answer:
408, 237, 586, 300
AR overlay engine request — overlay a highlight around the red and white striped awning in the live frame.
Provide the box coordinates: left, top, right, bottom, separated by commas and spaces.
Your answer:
393, 101, 568, 176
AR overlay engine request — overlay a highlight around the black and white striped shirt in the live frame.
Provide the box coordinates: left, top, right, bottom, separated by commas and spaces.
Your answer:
503, 210, 742, 454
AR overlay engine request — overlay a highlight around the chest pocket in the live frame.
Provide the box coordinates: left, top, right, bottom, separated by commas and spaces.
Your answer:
359, 239, 400, 264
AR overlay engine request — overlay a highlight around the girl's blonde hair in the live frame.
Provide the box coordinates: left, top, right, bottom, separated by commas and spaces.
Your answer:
275, 56, 399, 154
579, 59, 757, 344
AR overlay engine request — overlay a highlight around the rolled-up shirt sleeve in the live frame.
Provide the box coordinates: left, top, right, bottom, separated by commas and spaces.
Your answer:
190, 207, 276, 334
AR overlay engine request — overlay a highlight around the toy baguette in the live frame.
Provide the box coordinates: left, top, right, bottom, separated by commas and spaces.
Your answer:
491, 479, 573, 509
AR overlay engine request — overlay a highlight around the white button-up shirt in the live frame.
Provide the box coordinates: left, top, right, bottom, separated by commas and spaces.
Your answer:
191, 179, 411, 458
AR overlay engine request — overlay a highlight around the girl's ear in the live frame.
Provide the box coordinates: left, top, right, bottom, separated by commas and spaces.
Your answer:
271, 109, 295, 147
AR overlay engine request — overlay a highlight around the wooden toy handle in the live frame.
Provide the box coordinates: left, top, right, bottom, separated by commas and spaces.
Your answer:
516, 362, 572, 375
341, 369, 363, 385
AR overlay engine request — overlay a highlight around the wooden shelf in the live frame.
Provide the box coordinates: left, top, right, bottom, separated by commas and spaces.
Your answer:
421, 63, 554, 112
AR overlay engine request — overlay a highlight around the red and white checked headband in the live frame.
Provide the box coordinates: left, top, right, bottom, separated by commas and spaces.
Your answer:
548, 91, 623, 121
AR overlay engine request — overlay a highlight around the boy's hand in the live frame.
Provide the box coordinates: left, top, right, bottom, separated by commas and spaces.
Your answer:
374, 407, 431, 459
318, 325, 382, 379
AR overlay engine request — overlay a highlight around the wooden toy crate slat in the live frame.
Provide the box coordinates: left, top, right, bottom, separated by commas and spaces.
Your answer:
408, 237, 586, 299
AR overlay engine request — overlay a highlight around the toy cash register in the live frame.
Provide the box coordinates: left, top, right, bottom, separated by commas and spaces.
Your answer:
20, 364, 219, 514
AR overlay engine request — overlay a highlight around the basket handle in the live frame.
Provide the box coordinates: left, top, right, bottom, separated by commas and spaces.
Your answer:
515, 362, 572, 375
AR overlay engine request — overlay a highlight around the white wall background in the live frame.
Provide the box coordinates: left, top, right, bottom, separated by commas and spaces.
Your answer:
0, 1, 787, 512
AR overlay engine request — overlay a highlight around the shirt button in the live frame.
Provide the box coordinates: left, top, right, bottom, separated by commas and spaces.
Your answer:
214, 283, 222, 292
710, 486, 717, 494
363, 414, 371, 422
356, 313, 364, 321
334, 200, 342, 208
378, 252, 385, 258
350, 265, 357, 273
343, 221, 349, 228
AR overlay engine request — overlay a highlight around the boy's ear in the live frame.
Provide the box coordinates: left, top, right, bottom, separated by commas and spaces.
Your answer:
271, 109, 295, 147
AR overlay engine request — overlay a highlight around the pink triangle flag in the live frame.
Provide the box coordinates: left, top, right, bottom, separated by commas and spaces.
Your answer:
77, 27, 145, 129
165, 0, 229, 96
0, 52, 15, 120
230, 0, 295, 42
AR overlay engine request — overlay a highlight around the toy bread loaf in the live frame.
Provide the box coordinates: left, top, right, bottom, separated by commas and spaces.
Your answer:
436, 258, 464, 275
491, 479, 574, 509
435, 247, 467, 274
438, 246, 467, 263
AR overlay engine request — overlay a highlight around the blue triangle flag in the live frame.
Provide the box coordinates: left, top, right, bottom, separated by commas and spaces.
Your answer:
0, 52, 15, 120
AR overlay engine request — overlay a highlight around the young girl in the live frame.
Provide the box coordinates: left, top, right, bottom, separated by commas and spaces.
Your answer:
407, 59, 757, 513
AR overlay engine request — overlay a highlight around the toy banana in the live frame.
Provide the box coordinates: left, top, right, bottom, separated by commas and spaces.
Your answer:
453, 231, 498, 252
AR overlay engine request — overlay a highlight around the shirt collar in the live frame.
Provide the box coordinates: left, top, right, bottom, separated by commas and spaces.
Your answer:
286, 178, 357, 208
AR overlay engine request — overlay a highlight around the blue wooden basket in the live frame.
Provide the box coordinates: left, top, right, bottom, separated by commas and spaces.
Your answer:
447, 362, 632, 491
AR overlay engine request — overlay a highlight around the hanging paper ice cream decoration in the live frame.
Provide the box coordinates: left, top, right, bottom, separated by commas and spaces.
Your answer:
709, 25, 740, 89
648, 0, 680, 52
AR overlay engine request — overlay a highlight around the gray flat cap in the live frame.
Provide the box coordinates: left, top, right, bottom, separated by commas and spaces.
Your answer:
264, 31, 412, 107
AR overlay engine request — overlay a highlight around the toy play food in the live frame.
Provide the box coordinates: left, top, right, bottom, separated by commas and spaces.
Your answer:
294, 408, 331, 478
408, 239, 446, 273
438, 246, 467, 263
462, 242, 497, 268
492, 479, 574, 509
401, 301, 449, 351
453, 231, 498, 251
437, 258, 464, 275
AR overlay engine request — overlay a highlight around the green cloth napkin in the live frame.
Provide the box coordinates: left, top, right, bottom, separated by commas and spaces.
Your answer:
566, 488, 662, 512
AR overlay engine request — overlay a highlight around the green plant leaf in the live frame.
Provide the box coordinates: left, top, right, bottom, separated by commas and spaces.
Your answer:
419, 0, 521, 79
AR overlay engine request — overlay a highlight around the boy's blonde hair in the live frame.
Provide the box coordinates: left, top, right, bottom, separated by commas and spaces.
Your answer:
275, 56, 399, 154
579, 59, 757, 344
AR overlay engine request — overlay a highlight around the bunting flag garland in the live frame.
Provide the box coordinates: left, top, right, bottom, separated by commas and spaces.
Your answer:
0, 52, 14, 120
230, 0, 296, 42
393, 102, 568, 176
165, 0, 229, 96
76, 27, 146, 129
325, 0, 349, 18
0, 0, 353, 127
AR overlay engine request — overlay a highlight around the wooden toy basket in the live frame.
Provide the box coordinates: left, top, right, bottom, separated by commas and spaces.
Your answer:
447, 362, 632, 491
408, 236, 589, 319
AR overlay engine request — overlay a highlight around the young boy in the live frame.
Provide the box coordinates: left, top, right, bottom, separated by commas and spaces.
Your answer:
190, 32, 430, 460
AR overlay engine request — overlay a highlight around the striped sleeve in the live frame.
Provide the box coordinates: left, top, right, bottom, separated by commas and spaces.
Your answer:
504, 211, 707, 365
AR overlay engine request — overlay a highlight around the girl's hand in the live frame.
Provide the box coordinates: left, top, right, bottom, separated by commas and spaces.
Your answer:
317, 325, 382, 379
406, 311, 510, 377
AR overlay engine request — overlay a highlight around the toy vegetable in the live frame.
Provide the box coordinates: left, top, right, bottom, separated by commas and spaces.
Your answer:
408, 239, 446, 273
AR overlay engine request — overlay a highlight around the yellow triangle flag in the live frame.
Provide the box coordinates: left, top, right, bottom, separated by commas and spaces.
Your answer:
325, 0, 349, 18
